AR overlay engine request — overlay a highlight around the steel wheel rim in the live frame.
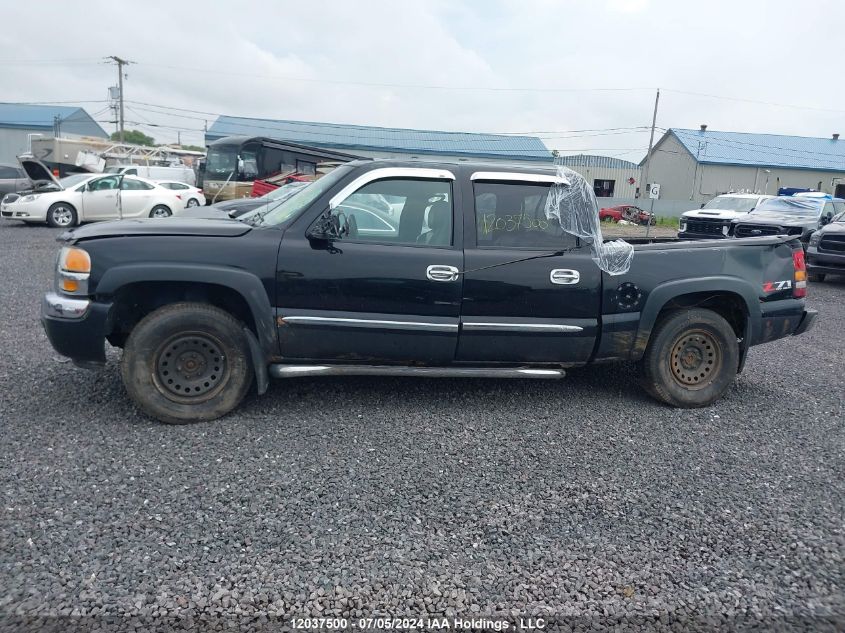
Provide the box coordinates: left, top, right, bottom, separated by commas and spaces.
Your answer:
52, 206, 73, 226
151, 207, 171, 218
186, 199, 199, 207
669, 329, 722, 390
153, 332, 228, 403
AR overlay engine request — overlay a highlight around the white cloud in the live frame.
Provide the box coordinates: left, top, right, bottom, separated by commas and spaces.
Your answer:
0, 0, 842, 158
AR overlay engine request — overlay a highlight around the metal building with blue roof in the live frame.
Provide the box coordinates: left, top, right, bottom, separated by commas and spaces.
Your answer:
206, 115, 552, 163
0, 103, 108, 163
643, 126, 845, 203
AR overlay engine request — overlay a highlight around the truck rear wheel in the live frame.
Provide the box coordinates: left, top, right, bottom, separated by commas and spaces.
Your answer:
639, 308, 738, 408
120, 302, 254, 424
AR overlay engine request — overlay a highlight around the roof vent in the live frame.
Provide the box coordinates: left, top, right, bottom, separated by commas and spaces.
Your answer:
700, 124, 708, 132
833, 133, 840, 140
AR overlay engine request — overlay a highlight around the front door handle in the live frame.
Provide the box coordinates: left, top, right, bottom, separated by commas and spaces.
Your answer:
426, 265, 460, 282
550, 269, 580, 285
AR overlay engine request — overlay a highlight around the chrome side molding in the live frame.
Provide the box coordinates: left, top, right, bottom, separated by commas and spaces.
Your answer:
462, 322, 583, 333
269, 365, 566, 379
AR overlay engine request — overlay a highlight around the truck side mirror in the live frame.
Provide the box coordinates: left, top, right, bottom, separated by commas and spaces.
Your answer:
306, 209, 344, 241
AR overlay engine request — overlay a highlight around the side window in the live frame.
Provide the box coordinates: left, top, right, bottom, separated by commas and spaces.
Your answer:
0, 166, 18, 179
124, 168, 138, 176
121, 178, 154, 191
89, 176, 120, 191
832, 201, 845, 217
474, 181, 576, 249
330, 178, 453, 246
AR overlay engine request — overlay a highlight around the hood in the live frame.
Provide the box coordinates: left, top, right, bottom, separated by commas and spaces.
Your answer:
210, 197, 265, 212
59, 218, 252, 243
682, 208, 749, 220
817, 221, 845, 236
177, 206, 234, 220
735, 211, 818, 227
17, 156, 62, 189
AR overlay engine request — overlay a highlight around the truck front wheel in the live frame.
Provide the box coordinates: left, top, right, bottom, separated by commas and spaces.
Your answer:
639, 308, 739, 408
120, 302, 254, 424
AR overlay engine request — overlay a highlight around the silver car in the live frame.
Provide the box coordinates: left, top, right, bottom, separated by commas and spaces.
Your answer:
0, 163, 29, 197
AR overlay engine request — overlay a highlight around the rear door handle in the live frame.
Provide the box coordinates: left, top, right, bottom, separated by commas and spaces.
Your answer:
550, 269, 580, 285
426, 265, 460, 282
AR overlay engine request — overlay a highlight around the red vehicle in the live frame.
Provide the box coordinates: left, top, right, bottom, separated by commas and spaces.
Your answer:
599, 204, 655, 225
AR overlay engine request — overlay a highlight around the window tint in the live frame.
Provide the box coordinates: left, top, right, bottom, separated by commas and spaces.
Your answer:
330, 178, 452, 246
474, 181, 576, 249
163, 182, 188, 190
120, 178, 154, 190
88, 176, 121, 191
123, 168, 138, 175
0, 166, 19, 179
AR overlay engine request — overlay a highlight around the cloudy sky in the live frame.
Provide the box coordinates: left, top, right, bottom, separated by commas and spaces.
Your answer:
2, 0, 843, 159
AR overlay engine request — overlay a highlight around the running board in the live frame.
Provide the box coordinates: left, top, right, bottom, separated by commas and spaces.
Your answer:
268, 364, 566, 379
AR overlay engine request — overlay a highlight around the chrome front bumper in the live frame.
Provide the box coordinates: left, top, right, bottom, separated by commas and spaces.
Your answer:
42, 291, 90, 319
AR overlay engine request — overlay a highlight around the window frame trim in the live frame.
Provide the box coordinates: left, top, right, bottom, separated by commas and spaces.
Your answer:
329, 168, 456, 210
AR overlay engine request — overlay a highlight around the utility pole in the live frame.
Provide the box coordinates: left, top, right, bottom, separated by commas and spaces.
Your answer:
106, 56, 132, 143
641, 88, 660, 238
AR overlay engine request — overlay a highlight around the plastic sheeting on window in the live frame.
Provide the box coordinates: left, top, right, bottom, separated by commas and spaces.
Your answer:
543, 163, 634, 276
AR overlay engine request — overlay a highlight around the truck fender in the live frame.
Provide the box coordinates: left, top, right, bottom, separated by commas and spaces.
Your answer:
631, 276, 760, 361
96, 263, 275, 393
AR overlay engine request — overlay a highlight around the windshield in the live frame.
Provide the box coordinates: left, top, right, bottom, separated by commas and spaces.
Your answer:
248, 166, 352, 227
59, 174, 93, 188
702, 196, 759, 213
262, 181, 309, 201
205, 145, 238, 178
752, 197, 822, 216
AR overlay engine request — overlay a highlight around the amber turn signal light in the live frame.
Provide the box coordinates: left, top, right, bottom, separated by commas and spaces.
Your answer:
59, 247, 91, 273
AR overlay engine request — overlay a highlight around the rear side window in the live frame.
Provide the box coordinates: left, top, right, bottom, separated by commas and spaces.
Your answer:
121, 178, 154, 191
473, 181, 576, 249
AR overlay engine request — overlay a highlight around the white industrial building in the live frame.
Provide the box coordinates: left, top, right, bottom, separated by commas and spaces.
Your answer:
556, 154, 642, 198
0, 104, 108, 164
642, 127, 845, 204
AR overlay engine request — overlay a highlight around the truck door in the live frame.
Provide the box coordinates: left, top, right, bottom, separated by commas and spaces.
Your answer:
275, 167, 463, 363
457, 173, 601, 364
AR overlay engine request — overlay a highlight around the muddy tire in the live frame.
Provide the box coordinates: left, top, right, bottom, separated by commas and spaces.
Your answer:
120, 302, 254, 424
46, 202, 78, 228
639, 308, 739, 408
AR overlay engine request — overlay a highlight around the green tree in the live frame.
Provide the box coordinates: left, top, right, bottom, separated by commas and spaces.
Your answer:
110, 129, 156, 146
179, 144, 206, 152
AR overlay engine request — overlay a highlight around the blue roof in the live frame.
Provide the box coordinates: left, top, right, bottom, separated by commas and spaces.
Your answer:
0, 103, 108, 138
557, 154, 639, 170
206, 115, 552, 162
668, 128, 845, 172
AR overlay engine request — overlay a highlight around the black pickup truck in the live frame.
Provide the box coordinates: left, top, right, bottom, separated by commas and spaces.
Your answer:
41, 160, 817, 424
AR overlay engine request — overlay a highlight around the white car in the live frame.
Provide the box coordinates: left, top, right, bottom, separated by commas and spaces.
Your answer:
156, 180, 206, 209
0, 158, 183, 227
678, 193, 774, 240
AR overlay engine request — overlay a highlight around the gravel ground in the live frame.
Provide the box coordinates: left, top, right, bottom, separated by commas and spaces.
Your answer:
0, 221, 842, 632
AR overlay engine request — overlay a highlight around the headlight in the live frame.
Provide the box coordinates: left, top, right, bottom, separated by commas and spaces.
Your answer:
808, 231, 821, 246
679, 220, 687, 232
21, 194, 37, 203
56, 246, 91, 294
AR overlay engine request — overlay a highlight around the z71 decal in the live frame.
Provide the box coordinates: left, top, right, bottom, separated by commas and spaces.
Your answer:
763, 280, 792, 293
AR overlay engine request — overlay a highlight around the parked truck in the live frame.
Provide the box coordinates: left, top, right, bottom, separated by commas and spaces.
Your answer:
41, 160, 816, 424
